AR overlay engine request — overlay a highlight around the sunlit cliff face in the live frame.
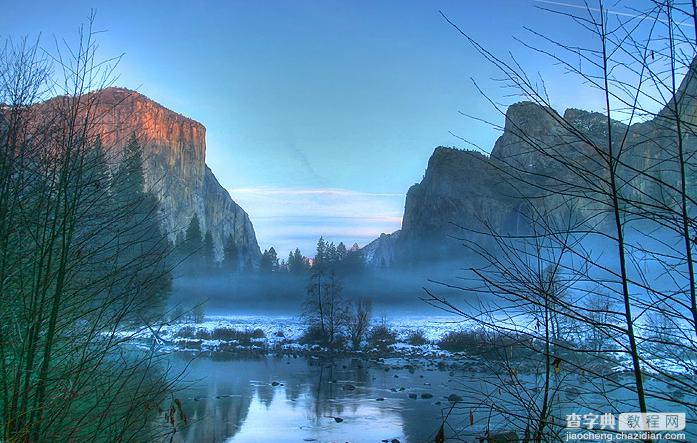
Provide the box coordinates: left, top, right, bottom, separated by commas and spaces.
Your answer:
25, 86, 261, 261
86, 87, 207, 184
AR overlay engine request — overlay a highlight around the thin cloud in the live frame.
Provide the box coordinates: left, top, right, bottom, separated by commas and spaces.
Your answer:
229, 187, 405, 198
252, 214, 404, 223
228, 186, 404, 256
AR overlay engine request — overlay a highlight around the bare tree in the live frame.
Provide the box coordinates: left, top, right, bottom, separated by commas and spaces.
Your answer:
426, 0, 697, 440
303, 269, 347, 347
0, 17, 180, 442
346, 297, 373, 350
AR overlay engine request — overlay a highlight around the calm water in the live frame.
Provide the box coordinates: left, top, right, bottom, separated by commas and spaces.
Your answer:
166, 352, 484, 443
160, 349, 694, 442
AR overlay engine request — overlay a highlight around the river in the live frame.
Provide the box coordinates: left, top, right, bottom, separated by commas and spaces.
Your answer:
166, 352, 484, 443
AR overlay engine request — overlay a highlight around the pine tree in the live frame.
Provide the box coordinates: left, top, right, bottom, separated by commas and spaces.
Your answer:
288, 248, 307, 274
112, 134, 145, 198
336, 242, 347, 262
259, 247, 279, 273
185, 213, 203, 256
343, 243, 364, 274
222, 234, 239, 273
78, 136, 113, 277
202, 230, 215, 271
268, 247, 279, 272
84, 136, 110, 194
181, 213, 204, 273
269, 247, 279, 271
314, 236, 327, 270
110, 133, 170, 321
326, 242, 337, 267
81, 136, 111, 228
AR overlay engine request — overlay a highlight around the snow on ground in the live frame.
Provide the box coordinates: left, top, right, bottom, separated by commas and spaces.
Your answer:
117, 313, 697, 376
176, 313, 473, 342
162, 315, 472, 345
117, 313, 476, 356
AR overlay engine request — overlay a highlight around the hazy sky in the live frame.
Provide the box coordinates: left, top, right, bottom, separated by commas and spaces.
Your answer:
2, 0, 615, 257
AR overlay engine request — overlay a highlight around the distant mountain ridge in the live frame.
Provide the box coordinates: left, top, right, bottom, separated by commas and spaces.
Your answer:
362, 230, 400, 268
365, 60, 697, 266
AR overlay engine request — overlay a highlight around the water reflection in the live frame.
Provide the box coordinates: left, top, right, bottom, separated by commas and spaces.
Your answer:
164, 351, 694, 442
168, 353, 458, 443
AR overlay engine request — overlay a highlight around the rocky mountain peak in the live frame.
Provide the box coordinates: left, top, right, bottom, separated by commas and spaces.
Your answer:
48, 87, 261, 263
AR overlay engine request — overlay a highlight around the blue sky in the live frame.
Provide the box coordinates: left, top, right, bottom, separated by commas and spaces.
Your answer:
2, 0, 622, 257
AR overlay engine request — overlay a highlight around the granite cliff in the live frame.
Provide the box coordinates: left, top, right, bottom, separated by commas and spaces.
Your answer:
367, 61, 697, 266
52, 87, 261, 262
397, 146, 519, 262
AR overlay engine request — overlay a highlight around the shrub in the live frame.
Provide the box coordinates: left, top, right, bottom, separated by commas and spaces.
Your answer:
438, 330, 484, 352
175, 326, 196, 338
331, 334, 348, 350
174, 326, 211, 340
299, 324, 328, 346
210, 327, 266, 344
405, 329, 429, 346
249, 328, 266, 339
210, 327, 238, 341
437, 329, 534, 357
367, 324, 397, 351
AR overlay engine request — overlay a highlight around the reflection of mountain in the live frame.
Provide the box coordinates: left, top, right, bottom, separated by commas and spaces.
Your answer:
172, 356, 257, 443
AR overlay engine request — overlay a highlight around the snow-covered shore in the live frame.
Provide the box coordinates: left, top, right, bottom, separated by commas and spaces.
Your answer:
121, 314, 477, 358
118, 314, 696, 376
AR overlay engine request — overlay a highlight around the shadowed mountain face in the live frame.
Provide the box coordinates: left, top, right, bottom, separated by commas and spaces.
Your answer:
38, 87, 261, 262
370, 60, 697, 266
399, 146, 520, 263
362, 230, 401, 267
